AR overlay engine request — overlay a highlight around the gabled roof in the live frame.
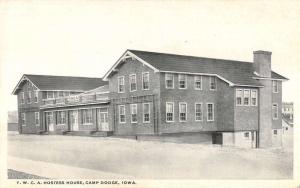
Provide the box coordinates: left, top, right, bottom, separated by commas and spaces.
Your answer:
12, 74, 108, 95
104, 49, 287, 87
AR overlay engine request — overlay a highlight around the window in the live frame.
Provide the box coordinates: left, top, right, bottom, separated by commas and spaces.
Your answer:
143, 103, 150, 123
129, 74, 137, 92
20, 92, 25, 104
272, 80, 278, 93
244, 132, 250, 139
251, 90, 257, 106
81, 109, 92, 124
165, 73, 174, 89
195, 103, 203, 121
130, 104, 138, 123
27, 91, 32, 104
166, 102, 174, 122
207, 103, 214, 121
119, 105, 126, 123
21, 113, 26, 126
210, 76, 217, 90
34, 91, 38, 103
243, 89, 250, 106
194, 76, 202, 90
118, 76, 125, 93
35, 112, 39, 126
272, 103, 278, 120
236, 89, 243, 106
178, 74, 187, 89
56, 111, 66, 125
47, 91, 54, 99
64, 91, 70, 97
142, 72, 150, 90
273, 130, 278, 135
58, 91, 64, 97
179, 102, 187, 121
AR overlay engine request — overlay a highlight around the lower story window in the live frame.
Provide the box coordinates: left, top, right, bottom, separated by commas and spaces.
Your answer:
21, 113, 26, 126
195, 103, 203, 121
131, 104, 137, 123
82, 109, 92, 124
179, 102, 187, 121
35, 112, 39, 126
119, 105, 126, 123
56, 111, 66, 125
143, 103, 150, 123
273, 130, 278, 135
166, 102, 174, 122
272, 103, 278, 119
207, 103, 214, 121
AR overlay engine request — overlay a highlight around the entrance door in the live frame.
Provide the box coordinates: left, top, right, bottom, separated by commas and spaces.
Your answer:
97, 108, 109, 131
45, 112, 54, 132
69, 110, 78, 131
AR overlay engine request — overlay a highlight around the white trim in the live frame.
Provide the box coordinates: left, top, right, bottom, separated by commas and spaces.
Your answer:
142, 72, 150, 90
117, 76, 125, 93
272, 103, 279, 120
21, 113, 26, 126
119, 105, 126, 124
209, 76, 217, 91
165, 73, 174, 89
243, 89, 250, 106
130, 104, 138, 123
234, 84, 264, 88
40, 101, 109, 109
179, 102, 187, 122
195, 103, 203, 122
251, 89, 258, 106
12, 75, 40, 95
236, 89, 243, 106
178, 74, 187, 89
253, 76, 288, 81
35, 112, 40, 126
206, 103, 214, 122
166, 102, 174, 122
194, 75, 202, 90
129, 74, 137, 92
143, 103, 150, 123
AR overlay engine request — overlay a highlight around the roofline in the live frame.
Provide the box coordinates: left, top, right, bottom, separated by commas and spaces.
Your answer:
12, 75, 40, 95
233, 84, 264, 88
40, 90, 85, 92
103, 50, 159, 81
252, 77, 289, 81
40, 101, 110, 109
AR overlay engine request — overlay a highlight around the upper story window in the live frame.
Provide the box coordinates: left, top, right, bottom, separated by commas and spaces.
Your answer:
27, 91, 32, 104
210, 76, 217, 90
118, 76, 125, 93
56, 111, 66, 125
34, 91, 38, 103
165, 73, 174, 89
195, 103, 203, 121
243, 89, 250, 106
20, 92, 25, 104
272, 103, 278, 120
178, 74, 187, 89
272, 80, 278, 93
129, 74, 137, 92
47, 91, 54, 99
251, 90, 257, 106
207, 103, 214, 121
194, 75, 202, 90
130, 104, 138, 123
81, 109, 92, 124
143, 103, 150, 123
21, 113, 26, 126
119, 105, 126, 123
166, 102, 174, 122
35, 112, 39, 126
142, 72, 150, 90
236, 89, 243, 106
179, 102, 187, 121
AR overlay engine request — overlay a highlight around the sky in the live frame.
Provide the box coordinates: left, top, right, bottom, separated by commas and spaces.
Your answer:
1, 0, 300, 113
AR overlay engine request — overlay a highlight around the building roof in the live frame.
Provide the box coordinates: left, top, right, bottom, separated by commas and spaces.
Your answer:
12, 74, 108, 95
126, 50, 287, 87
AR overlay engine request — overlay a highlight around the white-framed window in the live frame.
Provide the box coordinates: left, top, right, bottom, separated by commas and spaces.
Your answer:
27, 91, 32, 104
56, 111, 66, 125
194, 75, 202, 90
81, 109, 93, 125
165, 73, 174, 89
178, 74, 187, 89
179, 102, 187, 122
272, 80, 278, 93
119, 105, 126, 123
142, 72, 150, 90
118, 76, 125, 93
244, 132, 250, 139
166, 102, 174, 122
195, 103, 203, 121
243, 89, 250, 106
207, 103, 214, 121
236, 89, 243, 106
210, 76, 217, 90
272, 103, 278, 120
20, 92, 25, 104
130, 104, 138, 123
64, 91, 70, 97
273, 129, 278, 135
58, 91, 64, 98
35, 112, 39, 126
129, 74, 137, 92
251, 90, 258, 106
34, 91, 38, 103
21, 113, 26, 126
47, 91, 54, 99
143, 103, 150, 123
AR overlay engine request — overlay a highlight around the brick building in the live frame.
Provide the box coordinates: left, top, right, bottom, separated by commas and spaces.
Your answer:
12, 50, 288, 148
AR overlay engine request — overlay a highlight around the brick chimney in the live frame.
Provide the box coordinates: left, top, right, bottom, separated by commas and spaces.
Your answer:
253, 50, 272, 77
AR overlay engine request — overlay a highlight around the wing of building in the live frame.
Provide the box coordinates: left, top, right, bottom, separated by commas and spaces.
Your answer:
12, 50, 288, 148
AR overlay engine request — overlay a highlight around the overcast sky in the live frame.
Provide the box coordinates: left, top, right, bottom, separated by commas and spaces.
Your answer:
1, 1, 299, 112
